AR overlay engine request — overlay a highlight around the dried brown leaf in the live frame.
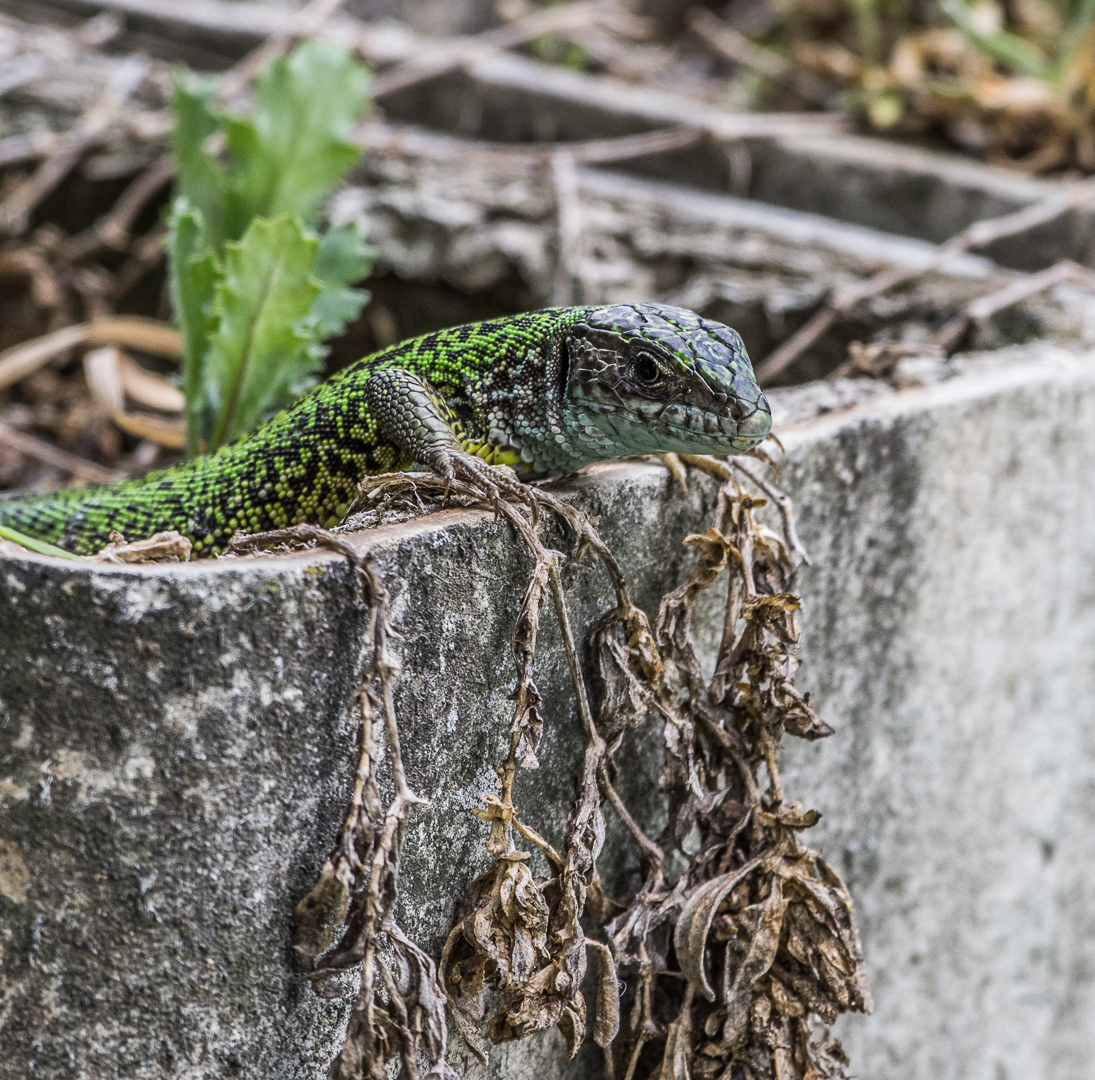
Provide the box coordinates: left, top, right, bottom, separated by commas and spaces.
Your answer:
721, 879, 789, 1048
117, 352, 184, 412
472, 854, 550, 988
756, 803, 822, 830
591, 600, 663, 735
110, 408, 186, 448
386, 923, 459, 1080
293, 858, 352, 973
557, 1001, 585, 1062
587, 938, 621, 1048
674, 857, 764, 1002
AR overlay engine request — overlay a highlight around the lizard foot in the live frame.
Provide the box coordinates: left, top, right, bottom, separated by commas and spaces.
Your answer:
424, 447, 537, 518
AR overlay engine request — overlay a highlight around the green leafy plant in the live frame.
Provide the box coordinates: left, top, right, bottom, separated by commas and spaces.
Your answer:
167, 41, 373, 457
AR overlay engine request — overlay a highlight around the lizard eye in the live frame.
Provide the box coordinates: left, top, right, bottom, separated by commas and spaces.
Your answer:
633, 354, 661, 384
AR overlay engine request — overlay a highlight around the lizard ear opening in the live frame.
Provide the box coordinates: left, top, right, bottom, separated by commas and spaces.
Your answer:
556, 330, 571, 404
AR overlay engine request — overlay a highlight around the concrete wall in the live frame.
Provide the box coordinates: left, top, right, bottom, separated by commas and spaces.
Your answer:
779, 349, 1095, 1080
1, 344, 1093, 1079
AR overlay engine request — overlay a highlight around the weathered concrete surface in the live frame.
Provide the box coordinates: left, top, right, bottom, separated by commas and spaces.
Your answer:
2, 344, 1094, 1079
0, 453, 726, 1078
778, 348, 1095, 1080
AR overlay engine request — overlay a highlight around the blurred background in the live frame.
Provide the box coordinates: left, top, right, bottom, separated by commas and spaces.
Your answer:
2, 0, 1095, 494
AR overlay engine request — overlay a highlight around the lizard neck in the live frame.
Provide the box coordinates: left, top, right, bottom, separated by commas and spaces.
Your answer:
357, 306, 597, 477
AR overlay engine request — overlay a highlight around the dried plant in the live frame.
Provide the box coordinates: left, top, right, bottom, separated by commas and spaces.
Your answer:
775, 0, 1095, 172
231, 524, 457, 1080
595, 454, 871, 1080
339, 448, 871, 1080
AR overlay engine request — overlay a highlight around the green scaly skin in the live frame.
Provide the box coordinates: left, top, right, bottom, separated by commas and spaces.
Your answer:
0, 303, 772, 557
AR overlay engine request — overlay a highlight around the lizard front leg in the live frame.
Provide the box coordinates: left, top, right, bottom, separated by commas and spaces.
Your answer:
363, 367, 528, 504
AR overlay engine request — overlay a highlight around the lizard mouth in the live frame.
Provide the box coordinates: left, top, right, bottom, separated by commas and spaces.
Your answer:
580, 397, 772, 455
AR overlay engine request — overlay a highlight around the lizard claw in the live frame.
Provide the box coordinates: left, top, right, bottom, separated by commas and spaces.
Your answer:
424, 448, 529, 512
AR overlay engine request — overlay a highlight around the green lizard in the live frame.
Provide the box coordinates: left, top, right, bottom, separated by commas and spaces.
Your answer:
0, 303, 771, 557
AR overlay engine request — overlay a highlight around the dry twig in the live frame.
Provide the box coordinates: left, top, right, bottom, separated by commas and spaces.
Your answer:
932, 258, 1095, 350
0, 130, 58, 170
356, 117, 705, 166
60, 154, 176, 264
0, 418, 123, 484
0, 56, 149, 238
370, 0, 613, 99
689, 8, 833, 107
756, 178, 1095, 384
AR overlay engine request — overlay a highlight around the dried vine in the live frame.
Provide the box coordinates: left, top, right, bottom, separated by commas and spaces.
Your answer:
595, 455, 871, 1080
244, 449, 869, 1078
231, 524, 457, 1080
332, 448, 870, 1080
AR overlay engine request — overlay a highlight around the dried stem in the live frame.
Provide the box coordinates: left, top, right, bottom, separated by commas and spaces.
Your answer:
228, 524, 452, 1080
598, 763, 664, 870
0, 57, 149, 237
60, 154, 175, 264
370, 0, 614, 99
731, 457, 810, 567
0, 419, 123, 483
689, 8, 833, 106
548, 565, 602, 749
756, 178, 1095, 384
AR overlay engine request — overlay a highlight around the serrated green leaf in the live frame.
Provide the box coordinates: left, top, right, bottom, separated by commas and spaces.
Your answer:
167, 42, 374, 454
205, 217, 323, 449
223, 41, 370, 237
166, 199, 221, 455
308, 286, 370, 340
171, 74, 228, 252
314, 221, 374, 286
307, 221, 374, 337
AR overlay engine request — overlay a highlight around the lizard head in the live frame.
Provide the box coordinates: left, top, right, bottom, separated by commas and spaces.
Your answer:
561, 303, 772, 459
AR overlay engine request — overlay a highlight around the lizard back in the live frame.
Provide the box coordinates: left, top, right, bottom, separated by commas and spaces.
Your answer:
0, 308, 589, 555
